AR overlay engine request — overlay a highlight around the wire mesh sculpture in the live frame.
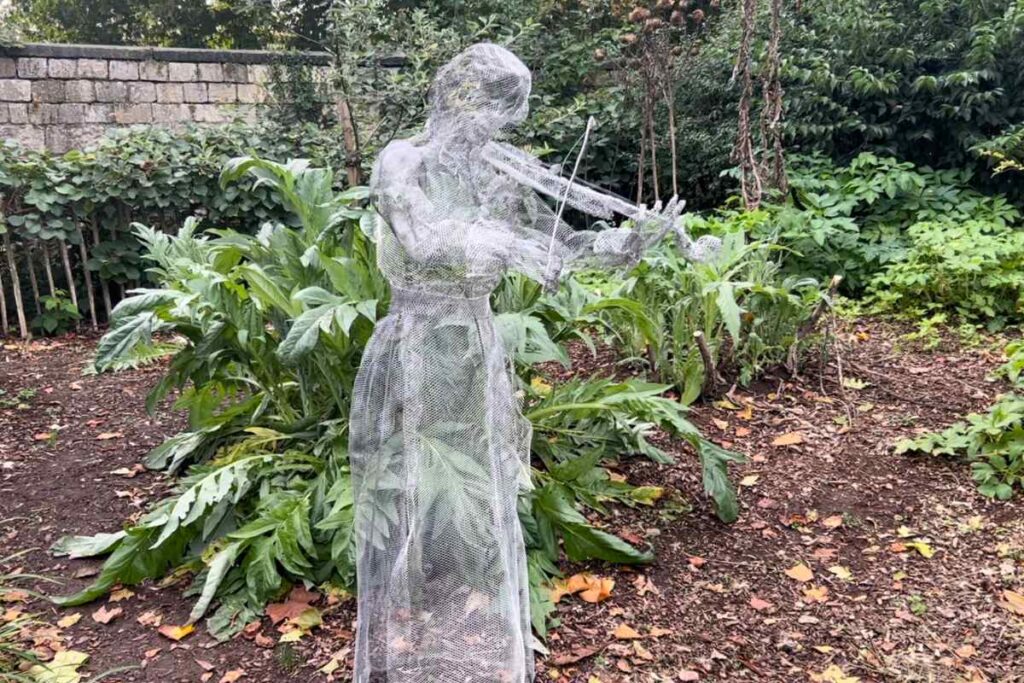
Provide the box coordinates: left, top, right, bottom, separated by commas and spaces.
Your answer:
350, 42, 719, 683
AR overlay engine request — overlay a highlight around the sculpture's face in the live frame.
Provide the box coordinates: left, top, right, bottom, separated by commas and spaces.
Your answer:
428, 43, 532, 144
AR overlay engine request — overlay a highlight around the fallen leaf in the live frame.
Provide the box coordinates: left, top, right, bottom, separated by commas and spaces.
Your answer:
632, 640, 654, 660
772, 431, 804, 446
196, 659, 216, 671
803, 586, 829, 603
109, 588, 135, 602
678, 671, 700, 682
955, 644, 977, 659
712, 418, 729, 431
157, 624, 195, 641
27, 649, 89, 683
828, 565, 853, 581
580, 577, 615, 603
553, 645, 600, 666
56, 613, 82, 628
137, 611, 162, 627
810, 664, 860, 683
822, 515, 844, 529
749, 596, 773, 611
739, 474, 759, 487
785, 563, 814, 582
905, 540, 935, 558
613, 623, 642, 640
96, 432, 124, 440
649, 627, 673, 637
91, 605, 122, 624
144, 648, 161, 659
219, 671, 245, 683
1000, 590, 1024, 616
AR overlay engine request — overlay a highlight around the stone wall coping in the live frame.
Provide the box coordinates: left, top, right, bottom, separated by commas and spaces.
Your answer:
0, 42, 332, 66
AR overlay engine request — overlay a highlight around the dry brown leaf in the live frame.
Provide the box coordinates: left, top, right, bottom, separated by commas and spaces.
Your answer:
803, 586, 829, 603
822, 515, 844, 529
219, 671, 245, 683
772, 431, 804, 446
749, 597, 773, 611
137, 611, 162, 627
157, 623, 195, 641
196, 659, 216, 671
552, 645, 600, 666
96, 432, 124, 440
613, 623, 642, 640
109, 588, 135, 602
785, 563, 814, 582
1000, 590, 1024, 615
678, 671, 700, 682
580, 577, 615, 604
91, 605, 122, 624
649, 627, 673, 637
632, 640, 654, 660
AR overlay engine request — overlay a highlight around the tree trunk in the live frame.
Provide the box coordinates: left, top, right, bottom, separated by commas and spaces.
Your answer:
90, 218, 112, 321
336, 99, 363, 187
75, 230, 98, 330
58, 240, 80, 314
0, 259, 9, 336
3, 233, 29, 338
41, 241, 57, 296
26, 242, 42, 316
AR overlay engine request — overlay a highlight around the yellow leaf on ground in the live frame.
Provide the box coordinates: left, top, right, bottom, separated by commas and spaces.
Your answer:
56, 613, 82, 628
157, 623, 196, 641
829, 565, 853, 581
27, 649, 89, 683
739, 474, 759, 487
810, 665, 860, 683
738, 405, 754, 420
219, 671, 245, 683
109, 588, 135, 602
803, 586, 829, 603
613, 623, 642, 640
905, 540, 935, 558
785, 563, 814, 582
1000, 590, 1024, 616
772, 431, 804, 446
96, 432, 124, 440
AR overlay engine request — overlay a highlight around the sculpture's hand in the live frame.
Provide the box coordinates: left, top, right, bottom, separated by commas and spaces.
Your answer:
634, 195, 686, 249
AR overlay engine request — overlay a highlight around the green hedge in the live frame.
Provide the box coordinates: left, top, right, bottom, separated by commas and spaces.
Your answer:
0, 120, 345, 336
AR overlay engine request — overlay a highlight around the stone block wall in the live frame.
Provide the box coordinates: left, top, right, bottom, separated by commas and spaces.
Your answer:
0, 43, 332, 152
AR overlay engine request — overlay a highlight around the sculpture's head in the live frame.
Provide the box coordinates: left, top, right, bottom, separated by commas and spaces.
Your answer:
427, 42, 532, 144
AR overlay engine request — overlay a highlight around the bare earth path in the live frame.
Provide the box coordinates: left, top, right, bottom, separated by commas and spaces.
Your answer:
2, 321, 1023, 682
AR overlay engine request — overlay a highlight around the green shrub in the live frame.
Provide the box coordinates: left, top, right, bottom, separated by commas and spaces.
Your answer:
31, 289, 81, 335
0, 120, 347, 326
765, 153, 1021, 291
896, 392, 1024, 500
57, 155, 741, 640
866, 220, 1024, 326
604, 209, 823, 403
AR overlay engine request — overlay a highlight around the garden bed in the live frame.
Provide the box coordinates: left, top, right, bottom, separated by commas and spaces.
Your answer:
1, 319, 1022, 682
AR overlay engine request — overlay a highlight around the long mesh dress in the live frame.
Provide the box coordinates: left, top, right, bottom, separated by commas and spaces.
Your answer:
349, 43, 704, 683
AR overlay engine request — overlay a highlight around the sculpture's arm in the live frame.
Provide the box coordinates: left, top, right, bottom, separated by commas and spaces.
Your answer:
372, 141, 514, 267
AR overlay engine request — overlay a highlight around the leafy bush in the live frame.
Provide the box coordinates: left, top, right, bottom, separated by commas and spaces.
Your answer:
765, 153, 1021, 291
31, 289, 81, 335
897, 342, 1024, 500
866, 220, 1024, 327
0, 119, 347, 326
783, 0, 1024, 200
57, 155, 740, 640
604, 210, 823, 403
896, 393, 1024, 500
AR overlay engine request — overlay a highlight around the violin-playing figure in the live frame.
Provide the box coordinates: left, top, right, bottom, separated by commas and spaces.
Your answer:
350, 42, 718, 683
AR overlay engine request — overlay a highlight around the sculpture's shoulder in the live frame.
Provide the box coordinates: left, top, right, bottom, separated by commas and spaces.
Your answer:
372, 139, 426, 188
